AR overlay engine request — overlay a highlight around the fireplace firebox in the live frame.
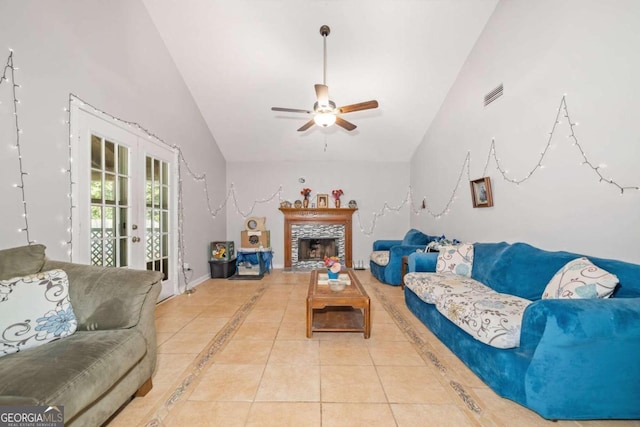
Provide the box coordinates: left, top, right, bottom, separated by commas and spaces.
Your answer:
298, 238, 337, 261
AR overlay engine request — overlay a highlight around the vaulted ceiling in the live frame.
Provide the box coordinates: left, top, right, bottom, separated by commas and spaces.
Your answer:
142, 0, 498, 162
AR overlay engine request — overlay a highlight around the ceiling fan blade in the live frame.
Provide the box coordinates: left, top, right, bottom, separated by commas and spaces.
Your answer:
314, 84, 330, 106
272, 107, 313, 114
337, 100, 379, 114
297, 120, 316, 132
335, 116, 357, 131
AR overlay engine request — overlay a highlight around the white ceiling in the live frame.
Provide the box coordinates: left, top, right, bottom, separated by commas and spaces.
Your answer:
142, 0, 498, 162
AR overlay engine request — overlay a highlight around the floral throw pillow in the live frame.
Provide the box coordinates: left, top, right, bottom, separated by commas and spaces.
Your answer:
542, 257, 619, 299
436, 244, 474, 277
0, 269, 77, 358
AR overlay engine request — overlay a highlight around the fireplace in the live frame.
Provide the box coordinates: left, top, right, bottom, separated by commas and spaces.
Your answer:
279, 207, 356, 270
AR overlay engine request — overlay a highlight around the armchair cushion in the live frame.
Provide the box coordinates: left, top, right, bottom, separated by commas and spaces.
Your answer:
370, 251, 390, 266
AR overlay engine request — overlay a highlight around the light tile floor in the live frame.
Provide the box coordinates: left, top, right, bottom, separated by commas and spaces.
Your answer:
108, 270, 640, 427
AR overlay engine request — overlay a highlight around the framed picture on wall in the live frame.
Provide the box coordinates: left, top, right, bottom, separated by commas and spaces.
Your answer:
317, 194, 329, 208
470, 177, 493, 208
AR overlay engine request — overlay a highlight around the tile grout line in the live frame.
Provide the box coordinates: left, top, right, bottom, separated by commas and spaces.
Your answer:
369, 283, 498, 427
140, 282, 269, 426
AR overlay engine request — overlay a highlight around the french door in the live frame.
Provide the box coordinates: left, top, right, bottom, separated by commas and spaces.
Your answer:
71, 102, 178, 301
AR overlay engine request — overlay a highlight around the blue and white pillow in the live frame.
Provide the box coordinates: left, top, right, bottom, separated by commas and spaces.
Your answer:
436, 243, 474, 277
0, 269, 77, 358
542, 257, 618, 299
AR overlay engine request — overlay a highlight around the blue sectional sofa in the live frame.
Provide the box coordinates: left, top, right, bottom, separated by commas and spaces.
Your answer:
405, 242, 640, 420
369, 229, 436, 285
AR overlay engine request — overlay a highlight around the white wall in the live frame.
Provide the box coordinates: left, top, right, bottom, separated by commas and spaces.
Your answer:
227, 161, 411, 268
0, 1, 226, 286
410, 0, 640, 263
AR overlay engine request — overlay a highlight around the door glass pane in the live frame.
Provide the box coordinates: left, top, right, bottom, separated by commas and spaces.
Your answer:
89, 134, 130, 268
120, 208, 128, 236
145, 155, 170, 280
105, 140, 115, 173
162, 185, 168, 209
90, 205, 102, 266
119, 176, 128, 204
104, 173, 116, 203
154, 183, 161, 208
91, 135, 102, 169
118, 145, 128, 175
119, 238, 128, 268
91, 171, 102, 202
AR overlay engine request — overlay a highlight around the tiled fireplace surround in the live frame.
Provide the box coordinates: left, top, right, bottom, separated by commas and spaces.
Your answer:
279, 208, 356, 270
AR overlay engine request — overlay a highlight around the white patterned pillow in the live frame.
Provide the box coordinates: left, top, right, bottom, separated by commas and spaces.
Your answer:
0, 269, 77, 358
436, 244, 474, 277
542, 257, 618, 299
370, 251, 390, 266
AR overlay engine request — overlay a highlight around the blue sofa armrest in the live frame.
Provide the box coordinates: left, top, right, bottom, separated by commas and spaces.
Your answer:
373, 239, 402, 251
408, 252, 438, 272
519, 298, 640, 419
380, 245, 424, 284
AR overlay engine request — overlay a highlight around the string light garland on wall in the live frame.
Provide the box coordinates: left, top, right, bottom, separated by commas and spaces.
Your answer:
1, 50, 33, 245
406, 94, 639, 221
63, 96, 75, 259
488, 95, 639, 193
2, 46, 636, 265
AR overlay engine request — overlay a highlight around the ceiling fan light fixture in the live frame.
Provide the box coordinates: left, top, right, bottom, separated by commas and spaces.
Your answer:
314, 112, 336, 127
270, 25, 378, 132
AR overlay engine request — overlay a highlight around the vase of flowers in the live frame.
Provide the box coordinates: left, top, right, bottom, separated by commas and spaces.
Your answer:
324, 256, 341, 279
331, 189, 343, 208
301, 188, 312, 208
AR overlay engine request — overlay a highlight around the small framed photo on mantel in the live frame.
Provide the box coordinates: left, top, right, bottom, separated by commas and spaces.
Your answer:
317, 194, 329, 208
470, 177, 493, 208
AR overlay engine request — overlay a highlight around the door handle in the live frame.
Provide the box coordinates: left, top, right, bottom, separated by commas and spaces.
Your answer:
132, 236, 141, 243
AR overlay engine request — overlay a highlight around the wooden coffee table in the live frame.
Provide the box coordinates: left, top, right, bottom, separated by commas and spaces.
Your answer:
306, 269, 371, 338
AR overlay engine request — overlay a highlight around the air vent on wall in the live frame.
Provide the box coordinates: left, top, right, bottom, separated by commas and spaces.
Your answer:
484, 83, 503, 107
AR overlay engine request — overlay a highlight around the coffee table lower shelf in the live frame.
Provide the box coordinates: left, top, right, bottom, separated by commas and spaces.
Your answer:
309, 306, 366, 335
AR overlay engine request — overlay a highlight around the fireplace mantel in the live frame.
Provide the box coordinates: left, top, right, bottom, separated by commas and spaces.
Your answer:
279, 208, 357, 268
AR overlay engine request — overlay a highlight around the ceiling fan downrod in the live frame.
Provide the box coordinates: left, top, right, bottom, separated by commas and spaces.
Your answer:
320, 25, 330, 87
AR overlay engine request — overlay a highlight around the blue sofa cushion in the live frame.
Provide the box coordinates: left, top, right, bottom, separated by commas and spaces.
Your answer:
401, 229, 431, 246
473, 242, 640, 300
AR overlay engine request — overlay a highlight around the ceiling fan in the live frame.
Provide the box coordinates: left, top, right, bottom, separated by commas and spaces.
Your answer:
271, 25, 379, 132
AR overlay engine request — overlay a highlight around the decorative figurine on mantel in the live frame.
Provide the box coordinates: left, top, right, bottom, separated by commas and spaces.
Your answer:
300, 187, 312, 208
331, 189, 343, 208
